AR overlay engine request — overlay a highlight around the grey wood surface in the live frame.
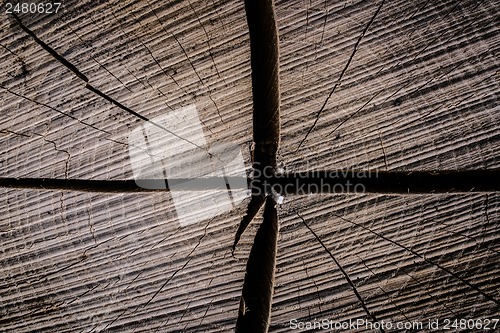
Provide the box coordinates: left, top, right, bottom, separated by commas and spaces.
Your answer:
1, 0, 499, 331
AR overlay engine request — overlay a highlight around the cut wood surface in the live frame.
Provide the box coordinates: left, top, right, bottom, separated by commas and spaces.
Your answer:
0, 0, 499, 332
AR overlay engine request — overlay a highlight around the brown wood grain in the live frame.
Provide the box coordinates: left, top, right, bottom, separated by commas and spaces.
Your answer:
0, 0, 499, 332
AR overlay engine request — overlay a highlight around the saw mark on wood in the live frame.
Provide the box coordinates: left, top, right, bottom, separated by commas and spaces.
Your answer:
108, 9, 179, 109
66, 284, 100, 305
359, 46, 495, 147
138, 216, 214, 317
1, 2, 499, 331
319, 0, 328, 45
378, 131, 389, 170
85, 201, 97, 245
438, 221, 500, 256
328, 89, 383, 137
0, 42, 24, 60
85, 83, 210, 154
303, 261, 323, 314
407, 0, 430, 20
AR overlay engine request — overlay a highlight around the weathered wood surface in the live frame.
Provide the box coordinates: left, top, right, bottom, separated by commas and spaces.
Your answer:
1, 0, 499, 332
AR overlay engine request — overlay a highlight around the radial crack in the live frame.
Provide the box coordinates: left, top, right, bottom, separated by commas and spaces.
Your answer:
333, 213, 500, 306
297, 0, 385, 150
11, 13, 89, 82
60, 15, 132, 92
10, 13, 211, 156
140, 217, 214, 311
142, 258, 192, 311
298, 213, 384, 331
328, 89, 383, 137
85, 83, 210, 153
146, 0, 224, 123
356, 254, 413, 323
122, 9, 185, 92
2, 170, 500, 193
0, 85, 122, 145
187, 0, 225, 82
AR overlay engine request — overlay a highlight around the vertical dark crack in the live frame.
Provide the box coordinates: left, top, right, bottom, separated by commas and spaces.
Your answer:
245, 0, 281, 170
232, 0, 281, 264
232, 194, 265, 253
232, 2, 282, 326
236, 196, 279, 333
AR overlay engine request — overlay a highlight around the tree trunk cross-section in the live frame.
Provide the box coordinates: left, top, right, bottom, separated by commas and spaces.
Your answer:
0, 0, 499, 332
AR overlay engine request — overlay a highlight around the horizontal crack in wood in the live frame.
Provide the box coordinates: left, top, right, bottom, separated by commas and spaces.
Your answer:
1, 170, 498, 193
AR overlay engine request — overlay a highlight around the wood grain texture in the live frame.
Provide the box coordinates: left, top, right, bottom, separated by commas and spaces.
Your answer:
1, 0, 499, 332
